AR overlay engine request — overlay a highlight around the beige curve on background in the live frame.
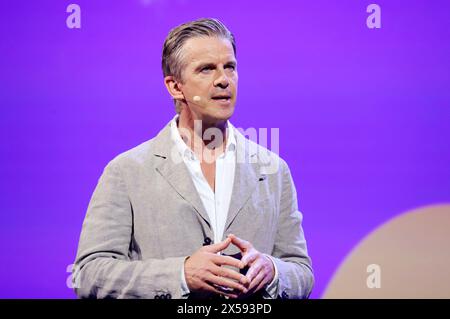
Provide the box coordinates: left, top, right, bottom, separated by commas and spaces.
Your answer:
323, 204, 450, 298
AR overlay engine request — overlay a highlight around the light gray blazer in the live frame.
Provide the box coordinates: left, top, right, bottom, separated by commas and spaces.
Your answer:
73, 121, 314, 299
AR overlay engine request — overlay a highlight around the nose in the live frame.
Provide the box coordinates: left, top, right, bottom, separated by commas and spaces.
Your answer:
213, 68, 229, 89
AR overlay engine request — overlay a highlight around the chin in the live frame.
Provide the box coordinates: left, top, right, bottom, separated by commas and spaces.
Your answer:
202, 109, 234, 124
217, 107, 235, 120
204, 104, 235, 122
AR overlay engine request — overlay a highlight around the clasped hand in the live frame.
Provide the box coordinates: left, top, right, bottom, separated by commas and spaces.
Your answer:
184, 234, 275, 298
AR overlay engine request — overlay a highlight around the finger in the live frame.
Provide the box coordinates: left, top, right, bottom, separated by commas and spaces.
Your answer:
248, 270, 266, 293
254, 274, 271, 293
212, 254, 244, 269
203, 237, 231, 253
246, 261, 263, 282
206, 274, 248, 294
212, 265, 250, 285
228, 234, 252, 252
241, 251, 258, 267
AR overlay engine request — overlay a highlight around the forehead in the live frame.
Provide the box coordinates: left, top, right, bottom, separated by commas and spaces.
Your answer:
181, 36, 236, 66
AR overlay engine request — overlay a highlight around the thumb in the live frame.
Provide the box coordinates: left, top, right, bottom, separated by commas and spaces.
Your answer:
203, 237, 231, 253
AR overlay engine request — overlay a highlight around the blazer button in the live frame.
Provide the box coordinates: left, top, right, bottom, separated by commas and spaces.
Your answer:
154, 294, 160, 299
166, 293, 172, 299
281, 291, 289, 299
203, 237, 212, 246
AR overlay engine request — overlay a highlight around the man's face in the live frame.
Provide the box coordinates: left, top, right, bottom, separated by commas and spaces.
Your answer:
178, 36, 238, 124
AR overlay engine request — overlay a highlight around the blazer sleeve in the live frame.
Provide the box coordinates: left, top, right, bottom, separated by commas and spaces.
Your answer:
73, 159, 187, 299
270, 159, 315, 299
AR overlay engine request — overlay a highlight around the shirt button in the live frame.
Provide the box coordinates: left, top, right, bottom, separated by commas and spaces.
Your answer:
203, 237, 212, 246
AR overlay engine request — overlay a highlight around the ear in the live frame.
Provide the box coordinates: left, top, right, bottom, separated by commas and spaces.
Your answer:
164, 76, 185, 102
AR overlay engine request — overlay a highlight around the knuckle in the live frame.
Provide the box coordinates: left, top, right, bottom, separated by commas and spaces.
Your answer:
219, 269, 228, 277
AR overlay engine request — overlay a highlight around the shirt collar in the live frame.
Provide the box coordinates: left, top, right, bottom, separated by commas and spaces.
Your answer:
170, 114, 236, 161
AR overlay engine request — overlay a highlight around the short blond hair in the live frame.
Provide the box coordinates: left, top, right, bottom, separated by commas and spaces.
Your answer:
162, 18, 236, 113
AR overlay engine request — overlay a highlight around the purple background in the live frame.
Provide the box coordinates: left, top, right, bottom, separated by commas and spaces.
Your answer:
1, 0, 449, 298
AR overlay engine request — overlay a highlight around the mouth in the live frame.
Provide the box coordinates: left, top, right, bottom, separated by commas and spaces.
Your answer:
211, 94, 231, 102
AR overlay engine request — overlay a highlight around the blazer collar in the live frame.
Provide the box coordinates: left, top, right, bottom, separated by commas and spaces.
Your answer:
151, 122, 210, 226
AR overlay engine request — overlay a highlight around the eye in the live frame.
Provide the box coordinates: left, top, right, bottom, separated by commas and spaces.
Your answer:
201, 66, 213, 73
226, 65, 236, 71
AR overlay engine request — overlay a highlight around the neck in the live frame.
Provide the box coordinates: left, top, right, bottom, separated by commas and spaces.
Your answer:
177, 108, 228, 154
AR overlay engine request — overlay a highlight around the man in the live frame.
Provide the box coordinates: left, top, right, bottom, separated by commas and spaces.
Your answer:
73, 18, 314, 299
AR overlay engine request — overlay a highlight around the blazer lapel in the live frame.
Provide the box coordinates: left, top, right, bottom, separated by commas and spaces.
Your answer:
224, 129, 262, 232
151, 123, 211, 227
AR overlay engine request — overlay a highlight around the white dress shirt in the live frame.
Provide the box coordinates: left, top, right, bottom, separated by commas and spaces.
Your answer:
169, 115, 279, 298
